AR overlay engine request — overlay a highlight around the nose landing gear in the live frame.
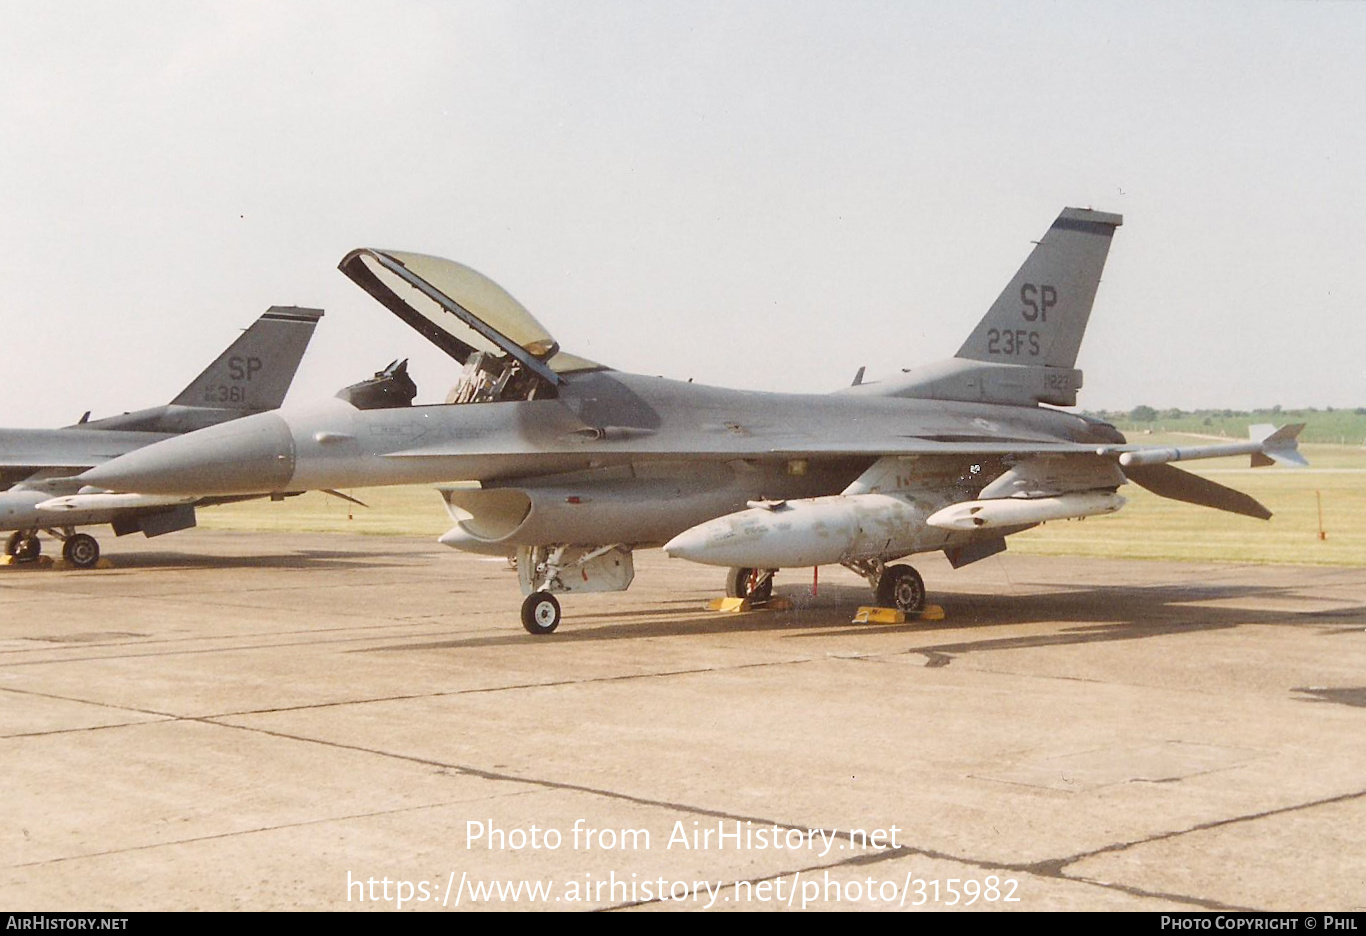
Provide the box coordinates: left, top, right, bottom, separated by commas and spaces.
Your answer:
520, 592, 562, 635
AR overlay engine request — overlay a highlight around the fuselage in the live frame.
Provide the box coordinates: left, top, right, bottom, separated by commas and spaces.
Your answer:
79, 368, 1124, 548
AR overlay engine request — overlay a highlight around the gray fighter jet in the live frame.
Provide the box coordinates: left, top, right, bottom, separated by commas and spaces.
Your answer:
79, 209, 1304, 630
0, 306, 322, 567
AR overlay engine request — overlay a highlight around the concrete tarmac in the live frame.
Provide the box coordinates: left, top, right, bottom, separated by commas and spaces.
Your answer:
1, 531, 1363, 911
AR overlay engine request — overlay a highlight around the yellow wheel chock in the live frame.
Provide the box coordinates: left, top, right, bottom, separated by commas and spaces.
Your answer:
852, 604, 945, 624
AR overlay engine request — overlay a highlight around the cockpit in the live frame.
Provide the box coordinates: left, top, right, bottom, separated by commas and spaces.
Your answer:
337, 249, 603, 407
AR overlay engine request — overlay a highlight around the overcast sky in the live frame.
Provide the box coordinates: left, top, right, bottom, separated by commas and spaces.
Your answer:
2, 1, 1362, 427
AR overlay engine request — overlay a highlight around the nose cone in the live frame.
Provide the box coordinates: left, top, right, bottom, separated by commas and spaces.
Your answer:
81, 411, 297, 495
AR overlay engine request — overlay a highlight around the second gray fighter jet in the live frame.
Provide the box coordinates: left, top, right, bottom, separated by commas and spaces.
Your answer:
0, 307, 321, 566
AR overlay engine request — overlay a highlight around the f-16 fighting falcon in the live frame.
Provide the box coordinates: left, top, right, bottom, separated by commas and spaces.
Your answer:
79, 209, 1304, 631
0, 306, 322, 567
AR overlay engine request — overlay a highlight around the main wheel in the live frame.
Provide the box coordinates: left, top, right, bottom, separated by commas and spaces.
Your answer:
725, 567, 773, 603
876, 564, 925, 613
4, 531, 21, 556
520, 591, 562, 635
12, 535, 40, 563
62, 533, 100, 569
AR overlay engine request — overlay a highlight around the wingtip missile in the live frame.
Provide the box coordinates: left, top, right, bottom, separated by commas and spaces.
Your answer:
1118, 423, 1307, 470
1248, 423, 1308, 467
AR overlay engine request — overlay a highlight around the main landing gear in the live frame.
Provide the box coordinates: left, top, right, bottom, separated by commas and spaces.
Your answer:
5, 531, 40, 563
725, 567, 775, 603
843, 559, 927, 614
3, 529, 101, 569
875, 564, 926, 613
720, 561, 927, 614
62, 533, 101, 569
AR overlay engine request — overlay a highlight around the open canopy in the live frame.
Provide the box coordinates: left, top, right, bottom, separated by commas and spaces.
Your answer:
338, 249, 601, 381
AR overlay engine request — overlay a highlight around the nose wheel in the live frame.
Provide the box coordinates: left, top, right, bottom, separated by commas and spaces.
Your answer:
520, 591, 562, 635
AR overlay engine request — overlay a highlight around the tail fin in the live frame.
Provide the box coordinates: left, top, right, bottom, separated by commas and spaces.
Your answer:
171, 306, 323, 411
956, 207, 1122, 370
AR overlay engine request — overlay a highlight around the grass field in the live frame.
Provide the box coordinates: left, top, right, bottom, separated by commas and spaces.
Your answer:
197, 436, 1366, 567
200, 484, 455, 538
1004, 436, 1366, 566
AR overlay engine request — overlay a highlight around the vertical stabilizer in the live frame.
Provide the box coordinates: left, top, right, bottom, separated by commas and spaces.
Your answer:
172, 306, 323, 411
956, 208, 1121, 369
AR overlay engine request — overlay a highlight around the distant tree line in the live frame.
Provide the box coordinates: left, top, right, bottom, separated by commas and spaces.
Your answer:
1108, 405, 1366, 422
1081, 406, 1366, 445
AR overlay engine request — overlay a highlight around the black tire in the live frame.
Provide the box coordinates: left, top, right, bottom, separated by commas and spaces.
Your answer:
62, 533, 100, 569
12, 535, 40, 563
520, 591, 562, 635
876, 564, 925, 613
724, 567, 747, 598
4, 531, 21, 556
725, 567, 773, 603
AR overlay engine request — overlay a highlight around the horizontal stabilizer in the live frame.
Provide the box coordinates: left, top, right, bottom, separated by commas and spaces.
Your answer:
323, 489, 369, 508
1123, 463, 1271, 520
